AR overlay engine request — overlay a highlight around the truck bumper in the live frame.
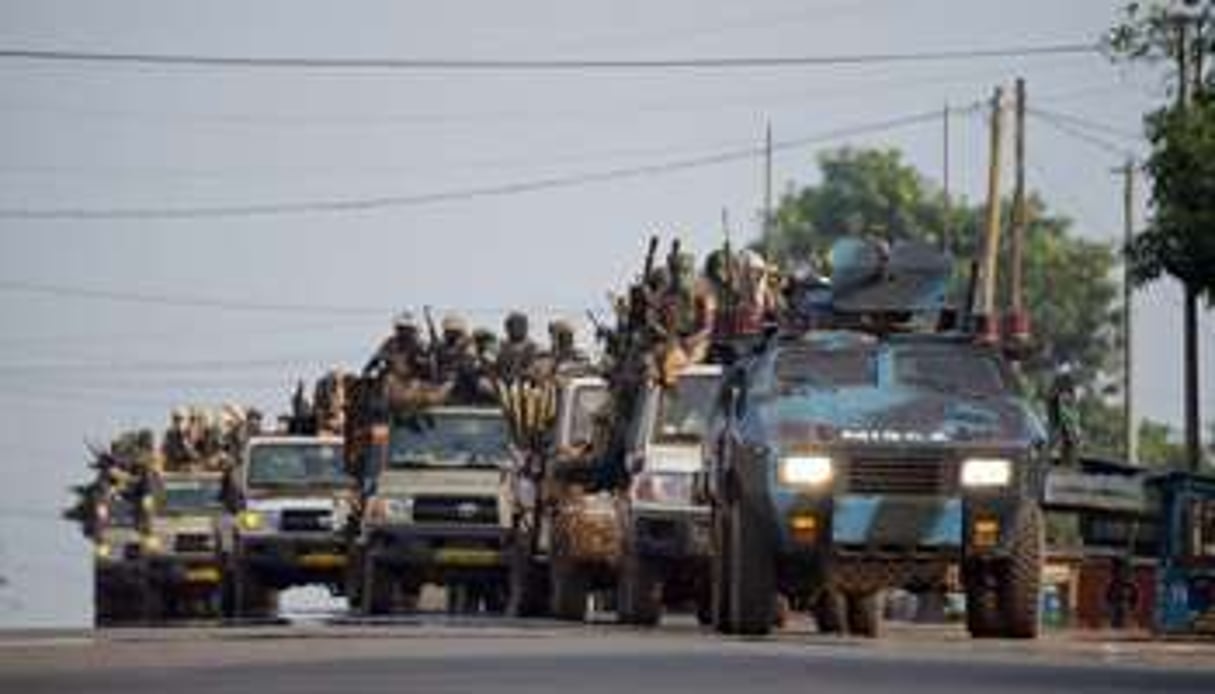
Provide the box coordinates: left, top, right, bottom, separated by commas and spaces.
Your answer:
631, 507, 711, 561
831, 495, 962, 553
145, 555, 224, 589
365, 525, 508, 572
238, 534, 347, 582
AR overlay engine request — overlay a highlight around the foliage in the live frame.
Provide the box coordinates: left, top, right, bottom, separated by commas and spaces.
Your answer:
1137, 418, 1191, 467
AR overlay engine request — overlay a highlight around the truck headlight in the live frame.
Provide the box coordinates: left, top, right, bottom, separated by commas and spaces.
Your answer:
238, 510, 265, 531
632, 472, 694, 504
141, 534, 164, 554
366, 496, 412, 524
960, 458, 1012, 488
778, 455, 834, 487
95, 542, 112, 559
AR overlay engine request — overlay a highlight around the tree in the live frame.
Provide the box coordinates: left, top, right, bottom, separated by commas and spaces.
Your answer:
1109, 0, 1215, 471
757, 147, 1125, 455
1137, 419, 1189, 468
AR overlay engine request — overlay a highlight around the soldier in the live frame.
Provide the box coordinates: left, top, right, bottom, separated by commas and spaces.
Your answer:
496, 312, 539, 382
472, 328, 498, 371
365, 311, 434, 382
547, 319, 587, 368
162, 408, 198, 467
652, 250, 714, 375
435, 314, 474, 383
735, 249, 780, 333
1047, 365, 1081, 467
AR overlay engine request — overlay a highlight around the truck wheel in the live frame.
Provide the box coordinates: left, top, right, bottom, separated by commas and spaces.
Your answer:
813, 589, 845, 634
998, 504, 1043, 639
361, 552, 394, 615
617, 550, 661, 627
964, 565, 1000, 638
726, 496, 775, 636
845, 591, 881, 638
508, 537, 549, 618
550, 556, 588, 621
710, 507, 735, 634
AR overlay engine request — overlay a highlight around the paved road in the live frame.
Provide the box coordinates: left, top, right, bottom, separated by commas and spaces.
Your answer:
2, 620, 1213, 693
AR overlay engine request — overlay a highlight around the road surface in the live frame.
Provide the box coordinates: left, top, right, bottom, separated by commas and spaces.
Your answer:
1, 619, 1213, 693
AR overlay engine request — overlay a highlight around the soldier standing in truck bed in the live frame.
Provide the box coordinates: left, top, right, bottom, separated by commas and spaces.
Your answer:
161, 408, 198, 467
365, 312, 434, 382
496, 312, 539, 382
435, 314, 474, 382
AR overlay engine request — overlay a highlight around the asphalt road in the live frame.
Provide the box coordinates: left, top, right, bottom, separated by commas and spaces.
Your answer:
2, 620, 1213, 693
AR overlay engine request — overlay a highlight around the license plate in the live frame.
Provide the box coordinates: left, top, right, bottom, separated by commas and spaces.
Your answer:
434, 548, 499, 566
297, 553, 346, 569
185, 567, 221, 584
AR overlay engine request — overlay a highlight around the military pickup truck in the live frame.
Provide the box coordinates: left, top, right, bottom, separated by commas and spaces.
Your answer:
347, 405, 514, 614
92, 495, 143, 624
616, 364, 721, 625
225, 434, 349, 618
706, 331, 1047, 638
141, 471, 227, 620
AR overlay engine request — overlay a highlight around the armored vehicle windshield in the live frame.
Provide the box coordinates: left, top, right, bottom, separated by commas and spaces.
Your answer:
653, 372, 720, 445
566, 385, 609, 448
389, 410, 511, 468
246, 442, 346, 490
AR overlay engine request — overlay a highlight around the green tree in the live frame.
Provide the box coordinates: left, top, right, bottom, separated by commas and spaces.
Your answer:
1137, 419, 1189, 468
758, 147, 1124, 455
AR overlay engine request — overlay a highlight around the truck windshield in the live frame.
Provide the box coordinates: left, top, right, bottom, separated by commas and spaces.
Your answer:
566, 385, 609, 447
775, 344, 878, 392
653, 373, 720, 444
162, 480, 223, 514
389, 413, 510, 468
247, 443, 346, 489
107, 498, 136, 528
894, 347, 1007, 397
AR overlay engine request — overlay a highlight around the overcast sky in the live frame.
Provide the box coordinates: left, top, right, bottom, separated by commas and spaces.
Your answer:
0, 0, 1211, 627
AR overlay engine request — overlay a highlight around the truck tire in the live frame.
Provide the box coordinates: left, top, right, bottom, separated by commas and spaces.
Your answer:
507, 536, 549, 618
709, 507, 735, 634
998, 504, 1043, 639
726, 495, 775, 636
964, 566, 1000, 638
550, 556, 588, 621
813, 588, 845, 634
845, 591, 881, 638
361, 552, 394, 615
617, 549, 661, 627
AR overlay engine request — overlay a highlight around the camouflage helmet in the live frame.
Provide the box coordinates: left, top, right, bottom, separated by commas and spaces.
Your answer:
504, 312, 528, 334
548, 319, 574, 337
738, 248, 768, 273
393, 310, 418, 331
170, 407, 187, 423
441, 314, 468, 335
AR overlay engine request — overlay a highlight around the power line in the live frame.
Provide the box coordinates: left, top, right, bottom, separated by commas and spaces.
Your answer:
0, 109, 942, 220
1028, 106, 1143, 143
0, 43, 1098, 72
1027, 109, 1136, 159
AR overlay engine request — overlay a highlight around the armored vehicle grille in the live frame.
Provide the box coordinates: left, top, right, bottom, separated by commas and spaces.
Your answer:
280, 509, 331, 532
846, 457, 957, 496
174, 533, 213, 553
412, 495, 498, 525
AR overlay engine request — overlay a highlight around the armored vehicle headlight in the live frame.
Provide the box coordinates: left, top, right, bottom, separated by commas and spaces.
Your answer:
960, 458, 1012, 488
778, 455, 834, 487
238, 510, 265, 531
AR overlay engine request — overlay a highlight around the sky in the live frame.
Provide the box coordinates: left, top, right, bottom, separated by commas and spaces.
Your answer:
0, 0, 1211, 627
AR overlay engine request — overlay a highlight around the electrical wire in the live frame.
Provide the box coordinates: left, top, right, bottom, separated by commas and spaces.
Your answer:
1027, 109, 1138, 159
0, 108, 942, 220
0, 43, 1099, 72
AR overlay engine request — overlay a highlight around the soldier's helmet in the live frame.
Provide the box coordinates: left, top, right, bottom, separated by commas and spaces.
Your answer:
170, 407, 186, 424
738, 248, 768, 274
393, 311, 418, 332
504, 312, 529, 340
704, 249, 728, 283
473, 328, 497, 347
441, 314, 469, 337
548, 319, 574, 338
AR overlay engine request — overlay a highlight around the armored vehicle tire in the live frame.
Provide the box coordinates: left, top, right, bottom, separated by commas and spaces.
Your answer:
550, 556, 589, 621
997, 504, 1043, 639
617, 550, 661, 627
845, 591, 881, 638
813, 589, 845, 634
724, 497, 776, 636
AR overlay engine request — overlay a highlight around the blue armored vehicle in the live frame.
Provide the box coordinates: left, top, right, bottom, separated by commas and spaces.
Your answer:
705, 238, 1049, 638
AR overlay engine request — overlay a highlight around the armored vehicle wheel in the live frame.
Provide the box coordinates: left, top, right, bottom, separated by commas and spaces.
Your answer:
725, 496, 775, 636
813, 589, 845, 634
997, 504, 1043, 639
617, 550, 661, 627
550, 556, 588, 621
845, 591, 881, 638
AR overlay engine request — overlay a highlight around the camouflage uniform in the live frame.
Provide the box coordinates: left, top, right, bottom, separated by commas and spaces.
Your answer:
435, 315, 474, 383
162, 408, 198, 467
496, 312, 539, 382
1048, 367, 1081, 467
651, 252, 714, 378
365, 312, 434, 382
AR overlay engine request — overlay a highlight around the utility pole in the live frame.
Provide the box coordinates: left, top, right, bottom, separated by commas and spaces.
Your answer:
1008, 78, 1029, 344
1176, 16, 1202, 472
763, 122, 773, 254
943, 103, 951, 254
977, 86, 1005, 337
1118, 158, 1138, 464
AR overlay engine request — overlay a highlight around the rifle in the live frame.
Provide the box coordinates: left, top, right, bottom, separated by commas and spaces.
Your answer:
422, 305, 441, 380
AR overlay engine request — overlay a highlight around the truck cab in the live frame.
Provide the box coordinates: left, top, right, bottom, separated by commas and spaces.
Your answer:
350, 405, 513, 614
226, 435, 349, 617
142, 471, 226, 619
616, 364, 721, 625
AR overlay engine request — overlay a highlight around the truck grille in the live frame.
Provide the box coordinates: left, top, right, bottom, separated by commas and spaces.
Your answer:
174, 533, 213, 553
412, 496, 498, 525
280, 509, 332, 532
846, 457, 957, 496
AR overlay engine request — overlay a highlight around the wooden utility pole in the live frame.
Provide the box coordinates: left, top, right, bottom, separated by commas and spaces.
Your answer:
942, 103, 951, 254
1009, 78, 1027, 333
977, 86, 1005, 332
1118, 159, 1137, 464
763, 122, 774, 254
